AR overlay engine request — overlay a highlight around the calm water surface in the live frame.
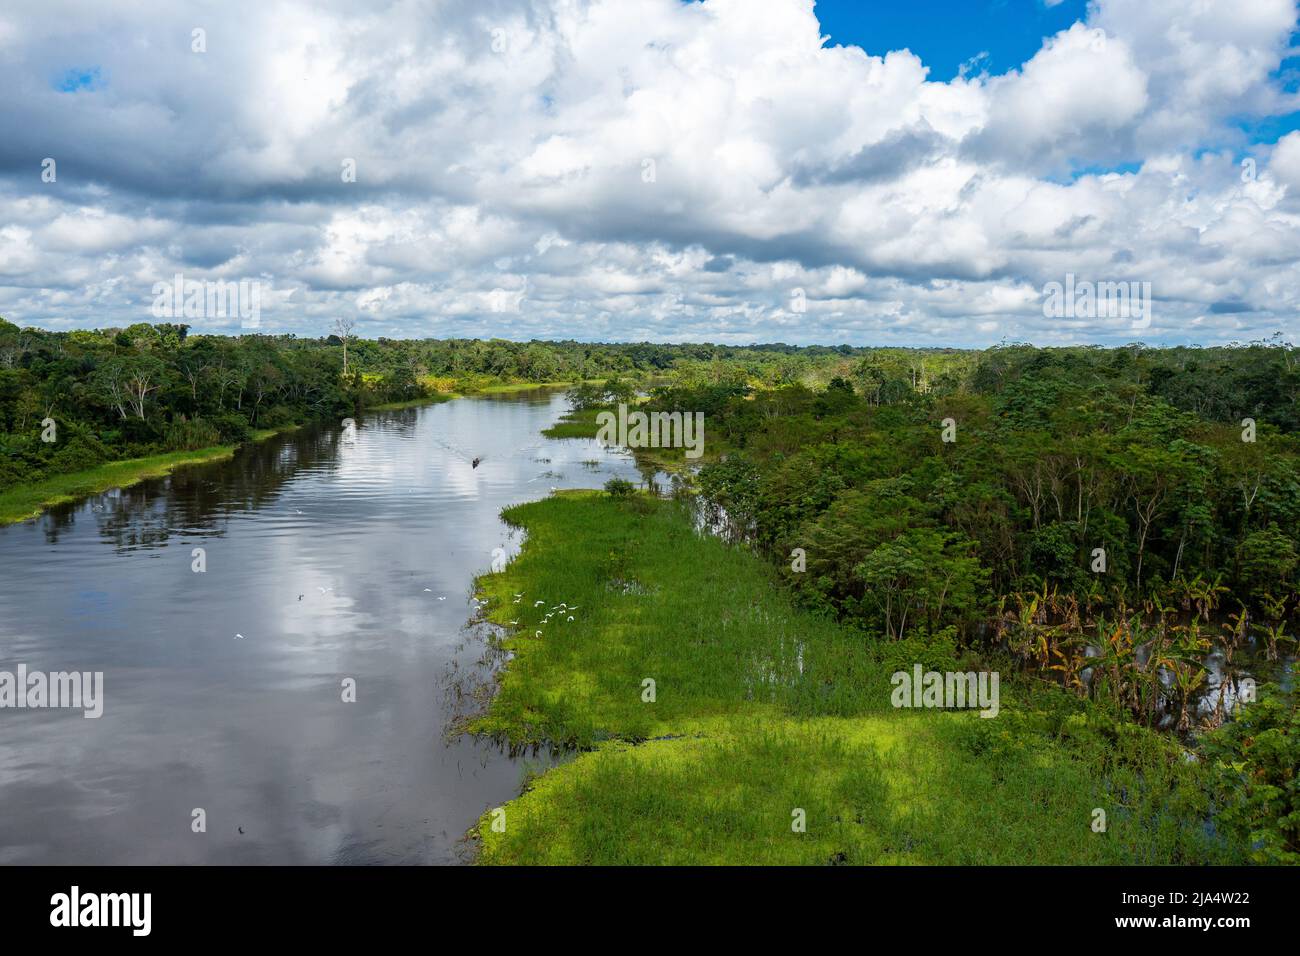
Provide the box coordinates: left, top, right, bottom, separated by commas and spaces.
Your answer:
0, 390, 641, 864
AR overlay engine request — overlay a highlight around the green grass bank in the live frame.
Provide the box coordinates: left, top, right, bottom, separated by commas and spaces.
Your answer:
0, 445, 242, 526
0, 426, 300, 527
468, 491, 1239, 865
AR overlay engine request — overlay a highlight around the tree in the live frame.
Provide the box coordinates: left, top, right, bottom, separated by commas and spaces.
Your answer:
122, 356, 166, 419
89, 355, 167, 421
1235, 524, 1299, 606
1115, 439, 1192, 593
333, 318, 356, 375
791, 482, 928, 613
855, 529, 987, 638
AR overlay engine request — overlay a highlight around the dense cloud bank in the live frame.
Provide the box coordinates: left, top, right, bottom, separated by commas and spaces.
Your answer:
0, 0, 1298, 345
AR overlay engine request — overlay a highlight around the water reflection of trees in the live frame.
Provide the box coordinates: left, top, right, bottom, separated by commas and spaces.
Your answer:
38, 424, 353, 551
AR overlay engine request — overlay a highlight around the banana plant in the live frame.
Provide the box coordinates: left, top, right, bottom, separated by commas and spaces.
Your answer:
1255, 592, 1292, 662
1168, 657, 1207, 732
1255, 620, 1292, 662
1142, 624, 1182, 727
1091, 617, 1138, 711
1048, 634, 1088, 692
1190, 572, 1228, 620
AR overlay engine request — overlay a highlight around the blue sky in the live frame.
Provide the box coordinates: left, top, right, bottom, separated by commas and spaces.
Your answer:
55, 67, 103, 93
815, 0, 1091, 79
815, 0, 1300, 146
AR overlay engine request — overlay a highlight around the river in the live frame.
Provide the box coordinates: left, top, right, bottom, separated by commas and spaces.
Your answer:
0, 389, 640, 864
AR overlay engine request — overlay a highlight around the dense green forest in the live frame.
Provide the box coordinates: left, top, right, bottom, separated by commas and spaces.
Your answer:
680, 341, 1300, 644
578, 341, 1300, 861
648, 344, 1300, 709
0, 317, 870, 492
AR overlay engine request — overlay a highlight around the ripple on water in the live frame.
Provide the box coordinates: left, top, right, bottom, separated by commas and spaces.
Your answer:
0, 390, 641, 864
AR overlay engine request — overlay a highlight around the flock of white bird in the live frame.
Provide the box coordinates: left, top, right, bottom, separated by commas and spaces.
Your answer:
503, 591, 580, 640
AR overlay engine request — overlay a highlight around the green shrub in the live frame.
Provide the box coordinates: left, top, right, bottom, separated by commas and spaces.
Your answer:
872, 625, 960, 675
0, 457, 38, 490
163, 417, 223, 451
48, 434, 111, 474
256, 405, 298, 429
209, 412, 252, 444
1203, 681, 1300, 864
604, 477, 635, 498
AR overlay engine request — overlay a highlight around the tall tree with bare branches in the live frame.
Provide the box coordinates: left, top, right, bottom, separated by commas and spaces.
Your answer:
333, 318, 356, 376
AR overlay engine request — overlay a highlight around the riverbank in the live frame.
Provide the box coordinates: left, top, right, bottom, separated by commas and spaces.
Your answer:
541, 404, 713, 473
366, 392, 459, 411
1, 384, 591, 527
475, 381, 577, 395
372, 382, 587, 412
468, 491, 1239, 864
0, 425, 298, 527
0, 385, 509, 526
0, 383, 597, 527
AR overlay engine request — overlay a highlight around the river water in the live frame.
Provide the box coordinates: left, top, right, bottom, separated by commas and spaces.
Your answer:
0, 389, 640, 864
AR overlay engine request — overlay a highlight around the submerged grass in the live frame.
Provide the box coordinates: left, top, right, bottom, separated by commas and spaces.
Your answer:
470, 492, 1238, 865
539, 403, 716, 471
541, 407, 603, 439
474, 381, 575, 395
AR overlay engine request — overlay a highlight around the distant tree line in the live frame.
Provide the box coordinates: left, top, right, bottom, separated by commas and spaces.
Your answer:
0, 319, 885, 491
